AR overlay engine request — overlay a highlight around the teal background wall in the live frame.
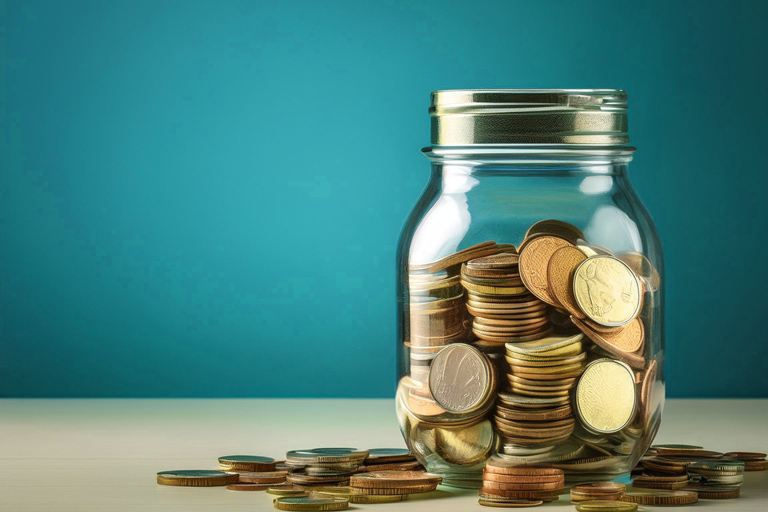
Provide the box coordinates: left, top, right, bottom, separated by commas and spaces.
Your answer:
1, 0, 766, 398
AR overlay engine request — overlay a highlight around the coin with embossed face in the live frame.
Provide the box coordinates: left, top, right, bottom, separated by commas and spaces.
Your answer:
573, 256, 641, 327
428, 344, 492, 414
575, 359, 636, 434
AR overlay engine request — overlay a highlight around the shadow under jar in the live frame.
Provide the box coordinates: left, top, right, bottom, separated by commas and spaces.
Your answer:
396, 90, 664, 488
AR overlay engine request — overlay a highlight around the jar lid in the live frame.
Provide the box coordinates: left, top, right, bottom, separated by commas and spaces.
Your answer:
430, 89, 629, 145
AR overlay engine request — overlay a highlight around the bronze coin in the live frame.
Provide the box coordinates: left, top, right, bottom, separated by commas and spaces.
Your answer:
523, 220, 584, 245
475, 315, 551, 327
547, 246, 588, 318
519, 236, 574, 306
474, 318, 550, 333
349, 484, 438, 495
636, 473, 689, 482
474, 328, 553, 343
226, 482, 275, 491
570, 316, 645, 368
743, 459, 768, 471
680, 484, 741, 499
479, 488, 562, 500
484, 462, 563, 476
495, 404, 572, 422
507, 374, 578, 388
357, 461, 422, 472
499, 432, 573, 446
723, 451, 767, 461
620, 490, 698, 506
482, 480, 564, 491
483, 472, 564, 484
655, 447, 722, 458
238, 473, 288, 484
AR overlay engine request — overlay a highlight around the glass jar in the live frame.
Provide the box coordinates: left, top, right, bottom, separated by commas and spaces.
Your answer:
396, 90, 664, 487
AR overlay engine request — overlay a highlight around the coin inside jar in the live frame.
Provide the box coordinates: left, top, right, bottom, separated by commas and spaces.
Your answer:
519, 236, 575, 306
428, 343, 493, 414
572, 255, 641, 327
575, 359, 636, 434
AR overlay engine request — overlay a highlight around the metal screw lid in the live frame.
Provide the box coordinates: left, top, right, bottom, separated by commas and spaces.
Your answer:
430, 89, 629, 145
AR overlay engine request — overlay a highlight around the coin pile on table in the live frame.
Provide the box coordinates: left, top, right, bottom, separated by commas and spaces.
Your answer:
478, 457, 564, 506
284, 448, 369, 488
349, 470, 442, 497
461, 252, 552, 345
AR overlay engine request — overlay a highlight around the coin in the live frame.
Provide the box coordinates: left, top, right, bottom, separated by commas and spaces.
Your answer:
616, 251, 661, 292
273, 497, 349, 511
655, 447, 722, 458
429, 343, 493, 414
519, 236, 574, 305
573, 256, 641, 327
268, 486, 310, 497
218, 455, 277, 471
478, 498, 544, 507
238, 471, 289, 483
570, 317, 645, 368
575, 359, 636, 434
350, 483, 438, 495
620, 490, 698, 506
524, 219, 584, 244
574, 500, 637, 512
547, 246, 588, 317
349, 470, 442, 488
227, 482, 276, 491
680, 484, 741, 499
156, 470, 239, 487
484, 459, 565, 476
723, 451, 767, 461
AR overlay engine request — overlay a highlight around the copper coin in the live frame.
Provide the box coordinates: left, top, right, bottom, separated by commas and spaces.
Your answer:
349, 471, 441, 489
744, 459, 768, 471
495, 404, 572, 422
483, 472, 564, 484
484, 462, 563, 476
507, 374, 578, 388
655, 447, 722, 458
680, 484, 741, 499
226, 482, 275, 491
620, 490, 698, 506
547, 246, 588, 318
631, 480, 688, 490
523, 220, 584, 245
357, 461, 422, 472
519, 236, 574, 306
493, 416, 575, 430
636, 473, 689, 482
723, 451, 767, 461
477, 498, 544, 508
482, 480, 564, 491
479, 488, 561, 500
570, 316, 645, 368
238, 473, 288, 484
474, 328, 553, 343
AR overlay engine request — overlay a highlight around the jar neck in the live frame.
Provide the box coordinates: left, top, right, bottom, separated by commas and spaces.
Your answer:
423, 145, 635, 172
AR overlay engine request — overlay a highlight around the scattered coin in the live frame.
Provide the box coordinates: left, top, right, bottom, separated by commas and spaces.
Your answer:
218, 455, 276, 472
620, 490, 698, 506
156, 470, 239, 487
273, 496, 349, 511
574, 500, 637, 512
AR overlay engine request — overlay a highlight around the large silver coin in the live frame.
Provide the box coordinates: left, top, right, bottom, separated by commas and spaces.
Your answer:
428, 343, 491, 414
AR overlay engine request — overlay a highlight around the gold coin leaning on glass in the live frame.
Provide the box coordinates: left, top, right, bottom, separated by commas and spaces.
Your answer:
572, 255, 642, 327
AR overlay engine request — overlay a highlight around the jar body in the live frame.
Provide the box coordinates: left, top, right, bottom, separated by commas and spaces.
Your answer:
396, 147, 664, 487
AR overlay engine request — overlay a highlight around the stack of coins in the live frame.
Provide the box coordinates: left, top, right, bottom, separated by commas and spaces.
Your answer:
358, 448, 421, 472
570, 481, 626, 502
620, 490, 699, 506
408, 242, 509, 383
218, 455, 277, 472
724, 451, 768, 472
504, 333, 586, 398
284, 449, 369, 488
687, 460, 744, 492
494, 391, 574, 450
461, 252, 552, 346
349, 470, 441, 498
479, 458, 564, 506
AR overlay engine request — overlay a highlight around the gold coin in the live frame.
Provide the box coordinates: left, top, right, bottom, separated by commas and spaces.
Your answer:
575, 359, 636, 433
273, 497, 349, 511
574, 500, 637, 512
573, 256, 641, 327
428, 344, 492, 414
547, 246, 588, 318
268, 486, 310, 497
156, 470, 239, 487
519, 236, 574, 305
505, 333, 584, 357
505, 351, 587, 368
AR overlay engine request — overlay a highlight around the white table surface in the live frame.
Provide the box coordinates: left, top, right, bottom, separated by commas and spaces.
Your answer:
0, 399, 766, 511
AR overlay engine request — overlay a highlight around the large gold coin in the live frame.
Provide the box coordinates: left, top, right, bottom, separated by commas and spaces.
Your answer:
573, 256, 641, 327
575, 359, 636, 434
519, 236, 574, 305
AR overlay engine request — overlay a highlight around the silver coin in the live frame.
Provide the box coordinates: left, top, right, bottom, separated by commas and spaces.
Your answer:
428, 343, 491, 414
